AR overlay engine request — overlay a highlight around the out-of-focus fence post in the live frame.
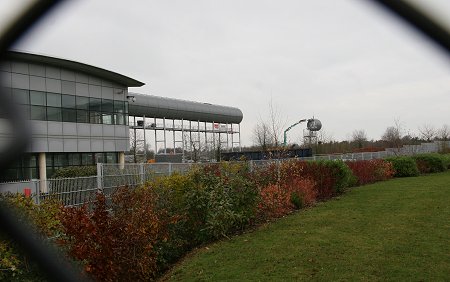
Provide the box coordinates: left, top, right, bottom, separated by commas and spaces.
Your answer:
97, 163, 103, 193
139, 163, 145, 184
249, 160, 254, 172
169, 163, 172, 176
35, 180, 40, 205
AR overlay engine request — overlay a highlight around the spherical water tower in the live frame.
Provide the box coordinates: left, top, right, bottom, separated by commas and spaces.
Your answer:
304, 118, 322, 146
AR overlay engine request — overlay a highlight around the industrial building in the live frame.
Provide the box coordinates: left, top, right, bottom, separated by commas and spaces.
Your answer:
0, 51, 243, 183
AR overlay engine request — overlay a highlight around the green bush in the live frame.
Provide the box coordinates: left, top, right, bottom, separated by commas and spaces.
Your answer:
386, 157, 419, 177
0, 194, 62, 281
412, 154, 447, 174
186, 162, 258, 240
440, 154, 450, 169
149, 162, 259, 272
51, 166, 97, 178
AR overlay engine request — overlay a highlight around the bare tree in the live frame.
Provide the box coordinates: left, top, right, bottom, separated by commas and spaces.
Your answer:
351, 129, 367, 148
437, 124, 450, 152
183, 132, 202, 162
382, 119, 403, 150
437, 124, 450, 141
253, 120, 272, 151
129, 129, 146, 163
418, 124, 436, 142
268, 98, 286, 148
253, 99, 286, 149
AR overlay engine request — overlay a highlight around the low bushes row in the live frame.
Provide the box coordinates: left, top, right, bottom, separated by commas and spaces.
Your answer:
1, 155, 446, 280
387, 153, 448, 177
51, 166, 97, 178
55, 159, 369, 280
345, 159, 394, 185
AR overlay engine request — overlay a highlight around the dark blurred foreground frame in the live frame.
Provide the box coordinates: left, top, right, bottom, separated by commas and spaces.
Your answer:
367, 0, 450, 53
0, 0, 448, 281
0, 1, 88, 281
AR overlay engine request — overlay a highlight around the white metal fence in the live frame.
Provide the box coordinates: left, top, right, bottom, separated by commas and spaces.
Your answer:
1, 141, 448, 207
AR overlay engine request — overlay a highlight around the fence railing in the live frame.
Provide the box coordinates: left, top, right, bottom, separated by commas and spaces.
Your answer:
2, 143, 446, 206
44, 176, 98, 207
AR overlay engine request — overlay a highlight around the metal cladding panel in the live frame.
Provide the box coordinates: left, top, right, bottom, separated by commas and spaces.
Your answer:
128, 93, 243, 123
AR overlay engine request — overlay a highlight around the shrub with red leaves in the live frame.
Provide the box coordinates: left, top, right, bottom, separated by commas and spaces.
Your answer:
279, 160, 354, 200
59, 188, 172, 282
346, 159, 394, 185
257, 177, 316, 219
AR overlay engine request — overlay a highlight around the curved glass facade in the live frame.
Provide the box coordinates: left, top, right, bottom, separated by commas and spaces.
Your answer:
8, 87, 128, 125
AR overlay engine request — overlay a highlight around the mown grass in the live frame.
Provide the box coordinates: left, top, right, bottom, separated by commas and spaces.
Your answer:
165, 172, 450, 281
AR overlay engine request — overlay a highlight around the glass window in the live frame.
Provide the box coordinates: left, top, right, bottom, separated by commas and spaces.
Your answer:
124, 101, 129, 114
30, 105, 46, 120
76, 96, 89, 110
46, 154, 53, 167
114, 113, 124, 125
46, 168, 55, 178
62, 94, 76, 108
12, 88, 29, 104
30, 91, 46, 106
54, 154, 68, 167
62, 109, 77, 122
47, 92, 61, 107
89, 112, 102, 124
114, 100, 125, 113
47, 107, 62, 122
81, 153, 94, 165
102, 113, 113, 125
18, 104, 30, 119
1, 87, 12, 99
106, 153, 117, 163
102, 99, 114, 113
30, 167, 38, 179
76, 110, 89, 123
68, 154, 81, 166
89, 98, 101, 112
95, 153, 104, 164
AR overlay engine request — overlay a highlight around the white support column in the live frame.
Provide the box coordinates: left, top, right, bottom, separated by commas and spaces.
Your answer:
212, 121, 216, 151
226, 123, 229, 151
231, 124, 234, 152
154, 117, 157, 155
163, 117, 167, 154
182, 119, 185, 161
38, 152, 47, 193
119, 152, 125, 169
173, 119, 176, 151
143, 115, 147, 161
189, 121, 192, 161
239, 124, 242, 152
197, 120, 200, 152
204, 121, 207, 154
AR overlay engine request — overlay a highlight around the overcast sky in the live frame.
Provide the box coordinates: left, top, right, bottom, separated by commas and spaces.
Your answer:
7, 0, 450, 146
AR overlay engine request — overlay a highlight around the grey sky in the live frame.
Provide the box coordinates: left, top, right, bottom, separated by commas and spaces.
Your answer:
9, 0, 450, 146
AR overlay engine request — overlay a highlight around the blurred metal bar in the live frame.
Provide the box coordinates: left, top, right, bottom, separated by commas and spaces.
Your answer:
368, 0, 450, 54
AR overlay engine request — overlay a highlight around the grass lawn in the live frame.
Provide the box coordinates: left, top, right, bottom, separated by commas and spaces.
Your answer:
165, 172, 450, 281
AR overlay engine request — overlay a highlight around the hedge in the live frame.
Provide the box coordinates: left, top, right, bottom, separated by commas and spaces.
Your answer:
386, 156, 420, 177
51, 166, 97, 178
412, 154, 447, 174
345, 159, 394, 185
4, 156, 447, 280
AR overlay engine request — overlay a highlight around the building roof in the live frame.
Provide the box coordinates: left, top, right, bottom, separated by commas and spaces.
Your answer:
6, 51, 145, 87
128, 92, 243, 124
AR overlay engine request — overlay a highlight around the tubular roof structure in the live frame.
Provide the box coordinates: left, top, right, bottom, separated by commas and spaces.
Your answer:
128, 92, 243, 124
5, 51, 145, 87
